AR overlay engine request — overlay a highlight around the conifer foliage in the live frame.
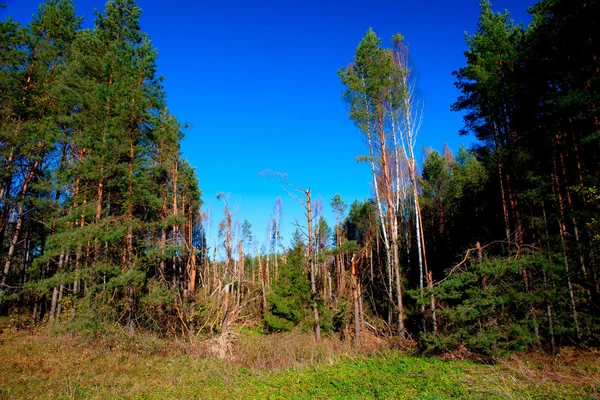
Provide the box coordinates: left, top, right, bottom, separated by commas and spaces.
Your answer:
1, 0, 598, 356
337, 0, 599, 353
0, 0, 201, 334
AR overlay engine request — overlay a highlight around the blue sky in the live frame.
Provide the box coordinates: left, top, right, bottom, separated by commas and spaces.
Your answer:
2, 0, 535, 253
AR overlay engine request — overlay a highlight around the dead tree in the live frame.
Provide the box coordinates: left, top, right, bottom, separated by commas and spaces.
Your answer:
261, 170, 321, 341
392, 36, 437, 333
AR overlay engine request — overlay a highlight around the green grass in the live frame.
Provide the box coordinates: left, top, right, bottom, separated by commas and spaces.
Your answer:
0, 326, 598, 399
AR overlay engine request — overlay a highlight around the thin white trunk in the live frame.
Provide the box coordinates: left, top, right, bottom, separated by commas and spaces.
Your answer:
367, 136, 392, 303
2, 202, 24, 285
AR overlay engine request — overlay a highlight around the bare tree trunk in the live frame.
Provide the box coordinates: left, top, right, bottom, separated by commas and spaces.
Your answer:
540, 203, 556, 353
2, 158, 38, 285
392, 244, 404, 334
551, 162, 581, 340
555, 136, 588, 281
212, 242, 218, 292
236, 241, 244, 311
412, 175, 437, 333
73, 199, 87, 297
544, 271, 556, 353
307, 188, 321, 341
56, 285, 64, 320
366, 135, 393, 320
274, 250, 278, 281
274, 199, 281, 280
505, 171, 522, 246
172, 162, 179, 284
222, 202, 233, 280
378, 122, 404, 334
221, 286, 230, 334
265, 254, 270, 288
327, 270, 332, 304
494, 125, 512, 244
74, 246, 81, 296
32, 300, 40, 323
370, 245, 374, 283
19, 219, 32, 286
93, 176, 104, 269
428, 271, 437, 333
358, 278, 364, 330
335, 221, 343, 298
203, 241, 209, 289
49, 250, 68, 322
189, 246, 197, 297
127, 286, 135, 337
351, 254, 360, 346
2, 202, 24, 285
49, 286, 59, 323
126, 137, 135, 273
257, 248, 267, 311
0, 150, 15, 244
159, 227, 166, 280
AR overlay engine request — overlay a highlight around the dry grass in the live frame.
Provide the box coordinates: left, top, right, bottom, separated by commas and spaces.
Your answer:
228, 329, 389, 370
451, 348, 600, 399
0, 322, 599, 399
0, 327, 236, 399
186, 326, 391, 370
501, 349, 600, 389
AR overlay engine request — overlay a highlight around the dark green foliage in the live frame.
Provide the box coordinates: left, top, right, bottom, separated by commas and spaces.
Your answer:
315, 215, 331, 254
263, 243, 310, 332
338, 28, 401, 135
138, 279, 180, 333
444, 0, 600, 351
1, 0, 599, 356
344, 200, 378, 247
0, 0, 201, 336
424, 252, 581, 355
420, 146, 489, 275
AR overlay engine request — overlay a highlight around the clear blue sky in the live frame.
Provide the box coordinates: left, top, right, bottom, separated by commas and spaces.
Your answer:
2, 0, 535, 253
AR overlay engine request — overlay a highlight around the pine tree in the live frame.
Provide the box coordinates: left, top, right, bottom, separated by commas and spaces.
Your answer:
339, 29, 407, 334
1, 0, 80, 290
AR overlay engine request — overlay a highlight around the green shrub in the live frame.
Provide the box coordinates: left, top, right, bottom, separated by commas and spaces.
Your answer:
423, 253, 577, 356
263, 243, 310, 332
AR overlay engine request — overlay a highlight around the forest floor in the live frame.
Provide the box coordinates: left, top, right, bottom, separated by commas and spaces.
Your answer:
0, 320, 599, 399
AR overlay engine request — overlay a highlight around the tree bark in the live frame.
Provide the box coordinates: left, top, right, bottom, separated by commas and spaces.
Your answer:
2, 202, 24, 286
551, 160, 581, 340
49, 285, 59, 323
1, 159, 38, 285
351, 254, 361, 346
56, 285, 64, 320
236, 241, 244, 311
307, 188, 321, 341
257, 248, 267, 311
127, 285, 135, 337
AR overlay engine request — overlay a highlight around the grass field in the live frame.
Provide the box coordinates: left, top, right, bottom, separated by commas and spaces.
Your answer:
1, 323, 598, 399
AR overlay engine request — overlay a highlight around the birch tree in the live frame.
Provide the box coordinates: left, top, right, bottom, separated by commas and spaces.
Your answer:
391, 35, 437, 332
339, 28, 406, 334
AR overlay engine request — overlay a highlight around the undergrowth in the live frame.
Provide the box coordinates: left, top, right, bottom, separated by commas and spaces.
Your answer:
0, 321, 598, 399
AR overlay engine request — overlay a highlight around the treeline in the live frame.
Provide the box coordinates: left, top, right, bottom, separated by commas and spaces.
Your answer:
0, 0, 201, 334
1, 0, 598, 356
334, 0, 599, 354
437, 0, 600, 353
